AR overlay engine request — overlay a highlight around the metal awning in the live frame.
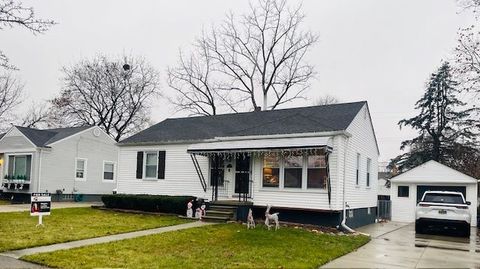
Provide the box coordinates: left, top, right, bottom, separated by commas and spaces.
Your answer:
187, 136, 332, 154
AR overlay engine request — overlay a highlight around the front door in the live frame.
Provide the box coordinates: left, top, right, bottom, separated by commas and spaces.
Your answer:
234, 156, 250, 194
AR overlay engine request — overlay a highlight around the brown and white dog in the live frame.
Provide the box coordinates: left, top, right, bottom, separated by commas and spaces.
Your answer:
264, 204, 279, 230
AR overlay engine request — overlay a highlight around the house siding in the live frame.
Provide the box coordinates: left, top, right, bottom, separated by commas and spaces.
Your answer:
117, 144, 209, 198
343, 104, 379, 210
38, 127, 118, 195
251, 136, 340, 211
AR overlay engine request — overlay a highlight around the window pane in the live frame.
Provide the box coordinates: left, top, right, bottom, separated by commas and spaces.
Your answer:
145, 165, 157, 178
14, 156, 27, 176
76, 160, 85, 170
8, 156, 14, 175
284, 168, 302, 188
284, 155, 302, 168
146, 153, 158, 165
104, 163, 114, 173
263, 154, 279, 187
307, 155, 326, 168
104, 172, 114, 180
398, 186, 409, 197
263, 167, 279, 187
307, 168, 327, 189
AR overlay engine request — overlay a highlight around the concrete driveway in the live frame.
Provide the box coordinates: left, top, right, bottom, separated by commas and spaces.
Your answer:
323, 222, 480, 268
0, 202, 102, 213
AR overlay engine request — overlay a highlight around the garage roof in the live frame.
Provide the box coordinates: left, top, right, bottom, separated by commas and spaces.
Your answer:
390, 160, 478, 184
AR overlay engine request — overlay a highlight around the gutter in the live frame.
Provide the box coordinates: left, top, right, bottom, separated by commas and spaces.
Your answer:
117, 131, 353, 147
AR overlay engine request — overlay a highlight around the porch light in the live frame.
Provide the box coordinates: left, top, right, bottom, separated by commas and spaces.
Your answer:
0, 158, 3, 167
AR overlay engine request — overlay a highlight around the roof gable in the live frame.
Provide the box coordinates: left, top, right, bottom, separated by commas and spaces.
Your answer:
14, 126, 93, 147
120, 101, 366, 145
390, 160, 478, 184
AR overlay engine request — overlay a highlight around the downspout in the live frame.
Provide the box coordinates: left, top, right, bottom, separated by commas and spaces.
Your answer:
37, 149, 42, 192
339, 135, 355, 233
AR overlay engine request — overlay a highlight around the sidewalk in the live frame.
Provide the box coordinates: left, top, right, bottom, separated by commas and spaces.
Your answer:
0, 202, 102, 213
1, 221, 213, 259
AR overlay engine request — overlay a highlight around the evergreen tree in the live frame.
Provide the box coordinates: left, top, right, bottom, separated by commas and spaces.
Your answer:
391, 62, 478, 175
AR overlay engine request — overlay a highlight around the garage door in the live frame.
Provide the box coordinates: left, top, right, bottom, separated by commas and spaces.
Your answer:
416, 185, 466, 203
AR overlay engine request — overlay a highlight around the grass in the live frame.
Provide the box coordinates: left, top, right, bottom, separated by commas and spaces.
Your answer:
0, 207, 190, 252
23, 224, 370, 269
0, 200, 10, 205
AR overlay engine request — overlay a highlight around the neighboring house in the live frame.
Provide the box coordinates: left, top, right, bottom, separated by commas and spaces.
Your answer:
117, 101, 379, 228
0, 126, 118, 201
390, 160, 478, 227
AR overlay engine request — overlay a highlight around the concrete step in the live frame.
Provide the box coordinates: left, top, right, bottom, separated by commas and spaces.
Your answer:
207, 210, 234, 216
209, 205, 236, 211
202, 215, 231, 223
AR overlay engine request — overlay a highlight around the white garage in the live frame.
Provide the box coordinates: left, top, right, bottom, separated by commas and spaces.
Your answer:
390, 160, 478, 227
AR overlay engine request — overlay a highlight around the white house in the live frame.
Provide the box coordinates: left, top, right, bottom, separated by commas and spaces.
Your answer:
117, 101, 379, 228
390, 160, 478, 227
0, 126, 118, 201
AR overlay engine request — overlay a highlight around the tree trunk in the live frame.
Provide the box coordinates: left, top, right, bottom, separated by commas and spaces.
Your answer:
263, 93, 267, 110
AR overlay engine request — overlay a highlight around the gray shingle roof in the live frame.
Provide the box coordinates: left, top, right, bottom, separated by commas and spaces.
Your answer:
15, 126, 93, 147
120, 101, 367, 145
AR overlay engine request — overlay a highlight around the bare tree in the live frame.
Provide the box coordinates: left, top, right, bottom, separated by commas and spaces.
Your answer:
314, 94, 339, 106
169, 0, 318, 115
0, 0, 55, 69
0, 73, 23, 130
50, 54, 160, 141
167, 47, 238, 116
208, 0, 318, 110
20, 102, 53, 128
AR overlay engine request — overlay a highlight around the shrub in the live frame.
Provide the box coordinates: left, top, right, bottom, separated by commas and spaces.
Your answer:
101, 194, 196, 215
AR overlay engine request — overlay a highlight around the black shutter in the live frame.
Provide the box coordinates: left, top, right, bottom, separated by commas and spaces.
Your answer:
136, 152, 144, 179
157, 151, 166, 179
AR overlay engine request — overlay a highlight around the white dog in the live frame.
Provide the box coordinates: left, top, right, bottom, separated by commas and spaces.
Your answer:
247, 208, 255, 229
264, 204, 280, 230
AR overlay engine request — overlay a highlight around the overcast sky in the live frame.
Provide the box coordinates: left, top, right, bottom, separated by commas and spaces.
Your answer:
1, 0, 474, 162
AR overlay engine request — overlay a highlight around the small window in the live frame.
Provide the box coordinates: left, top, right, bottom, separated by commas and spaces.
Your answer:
398, 186, 409, 197
7, 155, 32, 180
144, 152, 158, 179
307, 154, 327, 189
76, 158, 87, 180
284, 153, 303, 188
103, 162, 115, 181
366, 158, 371, 187
263, 154, 280, 187
356, 153, 360, 185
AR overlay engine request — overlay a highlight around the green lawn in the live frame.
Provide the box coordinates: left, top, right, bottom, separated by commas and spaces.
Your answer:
0, 200, 10, 205
0, 207, 190, 252
23, 224, 370, 269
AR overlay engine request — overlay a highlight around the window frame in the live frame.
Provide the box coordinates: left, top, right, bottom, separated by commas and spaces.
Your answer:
398, 186, 409, 198
306, 154, 328, 189
75, 158, 88, 181
143, 151, 159, 180
102, 161, 116, 182
6, 154, 33, 182
260, 152, 328, 192
283, 153, 303, 189
366, 158, 371, 187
